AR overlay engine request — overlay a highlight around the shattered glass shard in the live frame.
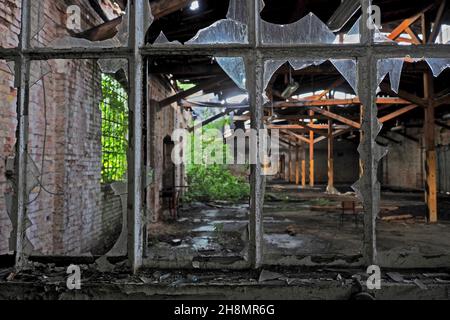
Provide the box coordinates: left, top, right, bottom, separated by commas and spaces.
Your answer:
425, 58, 450, 77
97, 59, 128, 75
186, 19, 248, 44
154, 31, 181, 45
215, 57, 247, 91
331, 60, 358, 94
185, 0, 249, 45
260, 12, 336, 45
377, 59, 405, 93
264, 59, 358, 97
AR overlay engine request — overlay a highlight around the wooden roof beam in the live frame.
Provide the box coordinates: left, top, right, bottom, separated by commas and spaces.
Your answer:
379, 104, 419, 123
158, 77, 225, 108
308, 106, 361, 129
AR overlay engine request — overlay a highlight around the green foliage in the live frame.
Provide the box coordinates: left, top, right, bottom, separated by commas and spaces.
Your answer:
100, 74, 128, 183
177, 81, 195, 91
184, 164, 250, 203
183, 116, 250, 203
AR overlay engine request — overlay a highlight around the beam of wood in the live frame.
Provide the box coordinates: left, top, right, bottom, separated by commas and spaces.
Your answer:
388, 4, 434, 41
316, 78, 346, 100
268, 124, 327, 137
388, 14, 422, 41
159, 78, 224, 108
429, 0, 447, 43
309, 130, 315, 187
433, 94, 450, 108
295, 146, 300, 185
394, 37, 417, 44
379, 104, 419, 123
235, 115, 331, 121
309, 106, 361, 129
405, 27, 422, 44
280, 138, 296, 148
301, 158, 306, 187
327, 115, 334, 192
420, 13, 431, 44
288, 145, 293, 183
74, 0, 191, 42
379, 83, 428, 108
188, 108, 238, 132
281, 130, 310, 144
273, 97, 410, 108
74, 17, 123, 41
279, 132, 302, 147
151, 0, 192, 19
424, 70, 438, 223
314, 128, 353, 144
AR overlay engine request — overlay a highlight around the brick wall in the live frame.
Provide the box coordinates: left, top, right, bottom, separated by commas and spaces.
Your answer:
314, 139, 360, 185
0, 0, 20, 48
0, 0, 20, 256
381, 123, 450, 191
0, 60, 17, 255
0, 2, 127, 255
147, 77, 191, 222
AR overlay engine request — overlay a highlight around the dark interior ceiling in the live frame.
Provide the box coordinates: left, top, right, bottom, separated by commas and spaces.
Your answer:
89, 1, 450, 132
147, 0, 229, 43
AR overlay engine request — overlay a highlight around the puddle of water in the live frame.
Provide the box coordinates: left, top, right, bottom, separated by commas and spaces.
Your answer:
193, 225, 216, 232
263, 217, 293, 223
264, 234, 304, 249
192, 236, 210, 250
193, 221, 248, 232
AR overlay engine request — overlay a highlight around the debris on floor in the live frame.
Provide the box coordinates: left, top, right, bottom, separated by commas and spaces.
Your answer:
259, 270, 284, 282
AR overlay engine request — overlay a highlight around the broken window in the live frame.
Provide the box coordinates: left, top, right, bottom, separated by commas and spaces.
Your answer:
145, 55, 251, 268
0, 59, 16, 260
3, 0, 450, 276
373, 0, 450, 45
261, 59, 364, 266
376, 57, 450, 268
259, 0, 361, 44
21, 59, 126, 261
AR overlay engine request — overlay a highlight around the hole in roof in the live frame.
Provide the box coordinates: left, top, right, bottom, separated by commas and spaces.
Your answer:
260, 0, 343, 25
147, 0, 230, 44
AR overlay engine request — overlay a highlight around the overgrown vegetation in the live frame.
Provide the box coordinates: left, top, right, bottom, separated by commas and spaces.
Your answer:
100, 74, 128, 183
183, 111, 250, 203
184, 164, 250, 202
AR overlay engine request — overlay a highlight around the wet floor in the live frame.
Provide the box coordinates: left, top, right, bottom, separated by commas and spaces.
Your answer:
147, 185, 450, 267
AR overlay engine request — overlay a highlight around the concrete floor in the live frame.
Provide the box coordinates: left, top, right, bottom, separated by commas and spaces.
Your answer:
2, 264, 450, 300
146, 203, 250, 266
146, 184, 450, 268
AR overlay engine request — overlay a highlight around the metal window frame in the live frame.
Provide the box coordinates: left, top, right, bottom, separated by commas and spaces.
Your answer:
0, 0, 449, 273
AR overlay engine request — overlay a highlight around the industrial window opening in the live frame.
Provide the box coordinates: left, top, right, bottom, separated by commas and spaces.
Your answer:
100, 74, 129, 184
1, 1, 450, 294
